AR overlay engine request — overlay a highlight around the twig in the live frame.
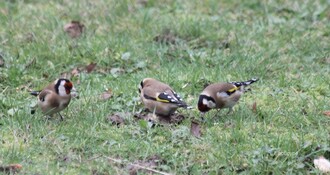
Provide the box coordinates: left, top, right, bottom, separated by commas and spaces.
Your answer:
104, 156, 173, 175
87, 154, 103, 161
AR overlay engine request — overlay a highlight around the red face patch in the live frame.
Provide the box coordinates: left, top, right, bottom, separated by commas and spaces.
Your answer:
64, 82, 73, 94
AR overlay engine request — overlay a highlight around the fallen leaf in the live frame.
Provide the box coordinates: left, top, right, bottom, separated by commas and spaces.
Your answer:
71, 67, 80, 77
158, 113, 185, 125
252, 102, 257, 113
60, 72, 70, 79
64, 21, 84, 38
86, 62, 97, 73
100, 89, 112, 100
134, 112, 157, 121
25, 32, 35, 42
136, 0, 148, 6
134, 110, 184, 126
314, 156, 330, 173
190, 120, 201, 138
153, 28, 178, 45
0, 164, 22, 173
323, 111, 330, 116
106, 113, 126, 126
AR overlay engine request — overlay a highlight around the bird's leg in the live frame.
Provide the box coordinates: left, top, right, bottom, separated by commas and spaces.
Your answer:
210, 109, 221, 121
226, 108, 233, 115
58, 113, 64, 121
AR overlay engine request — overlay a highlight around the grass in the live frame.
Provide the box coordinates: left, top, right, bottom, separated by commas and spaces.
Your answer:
0, 0, 329, 174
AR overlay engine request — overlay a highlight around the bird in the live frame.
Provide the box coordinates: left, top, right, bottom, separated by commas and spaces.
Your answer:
138, 78, 188, 117
197, 78, 258, 116
30, 78, 75, 120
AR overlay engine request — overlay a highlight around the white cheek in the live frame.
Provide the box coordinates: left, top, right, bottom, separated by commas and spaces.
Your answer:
58, 81, 67, 96
203, 98, 216, 108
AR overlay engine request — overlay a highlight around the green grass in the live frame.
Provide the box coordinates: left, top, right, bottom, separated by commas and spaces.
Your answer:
0, 0, 329, 174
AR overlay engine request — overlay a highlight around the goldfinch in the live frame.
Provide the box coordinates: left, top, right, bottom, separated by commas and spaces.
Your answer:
139, 78, 188, 117
198, 78, 258, 114
30, 78, 75, 120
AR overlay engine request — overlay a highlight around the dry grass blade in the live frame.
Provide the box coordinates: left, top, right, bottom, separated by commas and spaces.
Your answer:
104, 156, 172, 175
252, 102, 257, 113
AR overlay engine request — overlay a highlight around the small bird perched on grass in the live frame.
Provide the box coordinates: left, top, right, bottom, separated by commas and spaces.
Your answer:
197, 78, 258, 116
30, 78, 75, 120
139, 78, 188, 117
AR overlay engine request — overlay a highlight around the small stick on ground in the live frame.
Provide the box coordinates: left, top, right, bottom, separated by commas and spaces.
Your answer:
104, 156, 173, 175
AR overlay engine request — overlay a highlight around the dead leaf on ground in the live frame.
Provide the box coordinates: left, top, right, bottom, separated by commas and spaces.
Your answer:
64, 21, 85, 38
154, 29, 178, 45
100, 89, 113, 100
191, 120, 201, 138
0, 164, 22, 173
71, 67, 80, 77
158, 113, 185, 125
107, 113, 124, 126
323, 111, 330, 117
136, 0, 148, 6
128, 155, 165, 175
60, 71, 71, 79
252, 102, 257, 113
86, 62, 97, 73
25, 32, 35, 43
134, 111, 185, 125
134, 112, 157, 122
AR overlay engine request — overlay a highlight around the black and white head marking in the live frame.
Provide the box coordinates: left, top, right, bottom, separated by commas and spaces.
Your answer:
198, 94, 216, 112
55, 79, 71, 96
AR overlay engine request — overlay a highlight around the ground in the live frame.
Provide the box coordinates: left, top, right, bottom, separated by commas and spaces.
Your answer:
0, 0, 329, 174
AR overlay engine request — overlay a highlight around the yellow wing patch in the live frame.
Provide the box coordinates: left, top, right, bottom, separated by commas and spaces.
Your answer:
156, 97, 170, 103
227, 86, 239, 93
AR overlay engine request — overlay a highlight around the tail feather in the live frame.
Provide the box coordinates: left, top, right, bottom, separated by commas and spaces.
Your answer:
177, 101, 188, 108
230, 78, 259, 87
178, 102, 193, 110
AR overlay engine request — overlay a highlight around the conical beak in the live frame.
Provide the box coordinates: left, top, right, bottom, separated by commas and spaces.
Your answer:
71, 87, 79, 99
